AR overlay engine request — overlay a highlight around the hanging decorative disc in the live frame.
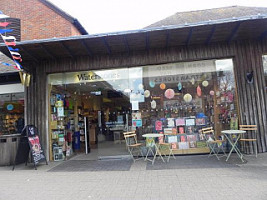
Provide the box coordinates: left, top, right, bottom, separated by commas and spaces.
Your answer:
160, 83, 166, 90
197, 85, 202, 96
144, 90, 150, 98
178, 82, 182, 90
183, 93, 192, 103
149, 81, 155, 88
202, 80, 209, 87
151, 100, 156, 109
164, 89, 175, 99
209, 90, 215, 96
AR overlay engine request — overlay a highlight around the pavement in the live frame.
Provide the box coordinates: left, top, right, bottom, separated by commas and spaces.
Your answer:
1, 150, 267, 200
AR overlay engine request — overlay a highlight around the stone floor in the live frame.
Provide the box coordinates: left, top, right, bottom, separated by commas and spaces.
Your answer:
1, 146, 267, 200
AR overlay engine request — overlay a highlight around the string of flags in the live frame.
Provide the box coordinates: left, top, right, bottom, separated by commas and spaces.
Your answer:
0, 11, 30, 86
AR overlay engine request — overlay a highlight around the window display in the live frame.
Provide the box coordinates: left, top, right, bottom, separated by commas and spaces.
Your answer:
48, 58, 239, 154
0, 92, 24, 135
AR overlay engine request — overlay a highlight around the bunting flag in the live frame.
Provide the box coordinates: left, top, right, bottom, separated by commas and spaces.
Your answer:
0, 29, 13, 34
0, 22, 10, 27
0, 11, 23, 71
0, 11, 9, 19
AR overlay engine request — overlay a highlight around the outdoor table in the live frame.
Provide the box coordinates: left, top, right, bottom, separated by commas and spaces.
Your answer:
142, 133, 165, 165
221, 130, 246, 162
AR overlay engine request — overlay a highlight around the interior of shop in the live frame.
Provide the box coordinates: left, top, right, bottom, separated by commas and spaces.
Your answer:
48, 58, 239, 161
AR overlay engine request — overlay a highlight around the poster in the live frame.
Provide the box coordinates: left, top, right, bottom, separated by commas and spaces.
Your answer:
28, 135, 46, 164
132, 112, 142, 127
131, 101, 139, 110
132, 119, 142, 127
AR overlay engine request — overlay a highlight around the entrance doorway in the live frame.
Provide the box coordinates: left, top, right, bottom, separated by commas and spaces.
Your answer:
49, 80, 132, 161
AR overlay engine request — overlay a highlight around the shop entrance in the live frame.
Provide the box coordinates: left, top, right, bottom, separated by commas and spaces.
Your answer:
49, 80, 132, 161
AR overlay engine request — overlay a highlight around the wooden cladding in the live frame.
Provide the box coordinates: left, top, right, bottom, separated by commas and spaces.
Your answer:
25, 38, 267, 155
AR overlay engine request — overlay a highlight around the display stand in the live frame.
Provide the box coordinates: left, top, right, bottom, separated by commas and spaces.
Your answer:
12, 125, 48, 170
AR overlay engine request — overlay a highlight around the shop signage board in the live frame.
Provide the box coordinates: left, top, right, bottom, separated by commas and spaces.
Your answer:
13, 125, 47, 170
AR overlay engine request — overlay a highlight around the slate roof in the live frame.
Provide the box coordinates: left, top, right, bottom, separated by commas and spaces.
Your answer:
145, 6, 267, 28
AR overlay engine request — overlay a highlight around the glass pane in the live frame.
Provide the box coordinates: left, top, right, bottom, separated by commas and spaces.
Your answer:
48, 58, 239, 157
263, 55, 267, 92
0, 92, 25, 135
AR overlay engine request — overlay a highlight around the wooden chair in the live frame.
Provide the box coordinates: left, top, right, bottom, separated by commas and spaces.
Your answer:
201, 127, 227, 160
123, 131, 135, 149
158, 133, 176, 162
124, 133, 144, 162
239, 125, 257, 158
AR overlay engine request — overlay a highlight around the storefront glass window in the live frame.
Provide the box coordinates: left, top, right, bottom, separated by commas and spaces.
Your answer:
0, 92, 25, 135
263, 55, 267, 92
48, 58, 238, 157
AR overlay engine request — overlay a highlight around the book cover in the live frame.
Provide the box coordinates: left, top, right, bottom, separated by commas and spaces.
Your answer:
178, 126, 184, 134
185, 118, 195, 126
168, 135, 178, 143
171, 143, 178, 149
178, 142, 189, 149
176, 118, 185, 126
155, 120, 163, 131
167, 118, 175, 127
196, 118, 206, 126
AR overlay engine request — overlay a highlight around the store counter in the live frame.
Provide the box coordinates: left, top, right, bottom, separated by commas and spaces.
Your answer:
0, 134, 21, 166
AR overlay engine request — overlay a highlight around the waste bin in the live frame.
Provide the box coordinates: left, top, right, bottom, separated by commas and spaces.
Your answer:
72, 131, 80, 150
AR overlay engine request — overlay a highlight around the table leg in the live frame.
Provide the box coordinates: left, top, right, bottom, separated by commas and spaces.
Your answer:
225, 134, 244, 162
144, 146, 154, 162
152, 144, 165, 165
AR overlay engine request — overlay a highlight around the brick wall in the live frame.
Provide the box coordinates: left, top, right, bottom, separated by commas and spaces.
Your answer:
1, 0, 82, 40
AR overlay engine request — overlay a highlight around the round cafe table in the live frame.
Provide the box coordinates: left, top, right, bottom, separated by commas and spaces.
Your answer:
142, 133, 165, 165
221, 130, 246, 162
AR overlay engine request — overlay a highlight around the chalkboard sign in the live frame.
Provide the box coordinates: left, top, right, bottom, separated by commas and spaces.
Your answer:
13, 125, 47, 170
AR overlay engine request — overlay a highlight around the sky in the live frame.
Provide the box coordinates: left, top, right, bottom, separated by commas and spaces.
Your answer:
49, 0, 266, 34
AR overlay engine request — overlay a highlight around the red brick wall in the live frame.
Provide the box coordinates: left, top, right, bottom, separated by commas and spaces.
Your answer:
1, 0, 82, 40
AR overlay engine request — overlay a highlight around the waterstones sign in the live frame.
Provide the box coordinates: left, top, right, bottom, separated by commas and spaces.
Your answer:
48, 69, 128, 85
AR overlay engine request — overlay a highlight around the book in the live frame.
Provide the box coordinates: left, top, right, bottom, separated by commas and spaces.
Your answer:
168, 135, 178, 143
176, 118, 185, 126
167, 118, 175, 127
187, 135, 197, 148
171, 143, 178, 149
196, 118, 206, 126
178, 142, 189, 149
178, 126, 184, 134
185, 118, 195, 126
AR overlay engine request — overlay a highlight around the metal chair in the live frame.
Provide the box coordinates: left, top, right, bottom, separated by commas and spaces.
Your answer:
239, 125, 257, 158
158, 133, 176, 162
124, 133, 144, 162
201, 127, 227, 160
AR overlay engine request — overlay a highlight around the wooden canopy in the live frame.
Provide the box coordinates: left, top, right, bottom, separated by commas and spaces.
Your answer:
0, 14, 266, 63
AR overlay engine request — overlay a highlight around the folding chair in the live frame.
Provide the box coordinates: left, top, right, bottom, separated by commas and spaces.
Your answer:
201, 127, 227, 160
124, 133, 144, 162
123, 131, 135, 149
158, 133, 176, 162
239, 125, 257, 158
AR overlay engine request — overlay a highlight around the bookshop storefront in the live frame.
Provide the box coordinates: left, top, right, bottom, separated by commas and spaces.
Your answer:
47, 58, 239, 159
8, 16, 266, 160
